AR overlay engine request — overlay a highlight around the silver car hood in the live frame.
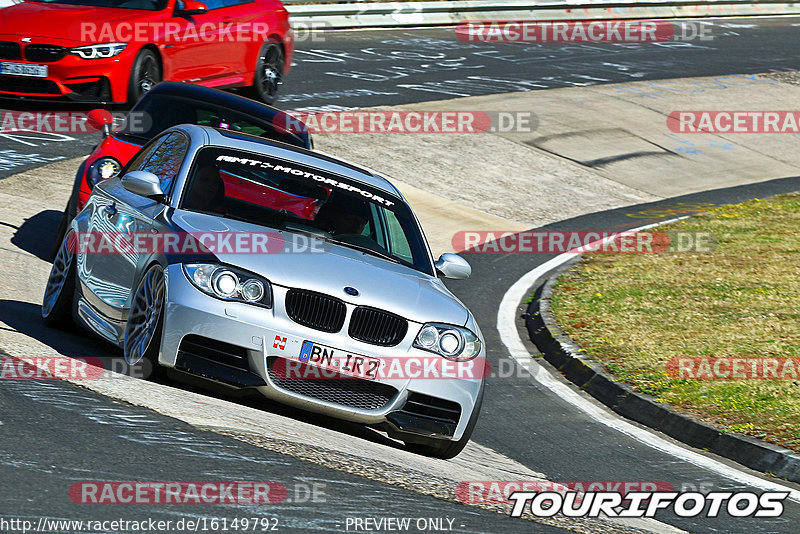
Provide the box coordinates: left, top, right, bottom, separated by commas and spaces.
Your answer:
171, 211, 468, 326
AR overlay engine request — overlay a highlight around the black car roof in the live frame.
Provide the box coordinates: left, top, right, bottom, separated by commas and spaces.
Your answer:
129, 82, 311, 149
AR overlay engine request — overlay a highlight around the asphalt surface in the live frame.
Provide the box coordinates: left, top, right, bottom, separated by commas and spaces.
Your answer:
0, 377, 547, 534
3, 16, 800, 534
4, 17, 800, 178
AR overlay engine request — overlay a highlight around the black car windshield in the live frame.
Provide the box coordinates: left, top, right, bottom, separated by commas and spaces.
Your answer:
29, 0, 167, 9
180, 147, 434, 275
115, 94, 305, 147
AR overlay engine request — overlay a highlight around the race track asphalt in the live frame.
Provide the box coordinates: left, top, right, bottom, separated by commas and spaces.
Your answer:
2, 17, 800, 534
4, 17, 800, 177
0, 376, 556, 533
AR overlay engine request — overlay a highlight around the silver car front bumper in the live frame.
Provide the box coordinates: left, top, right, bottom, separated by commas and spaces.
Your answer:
159, 264, 484, 441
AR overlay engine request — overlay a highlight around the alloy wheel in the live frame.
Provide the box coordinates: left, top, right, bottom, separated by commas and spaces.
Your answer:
124, 266, 165, 365
42, 235, 74, 318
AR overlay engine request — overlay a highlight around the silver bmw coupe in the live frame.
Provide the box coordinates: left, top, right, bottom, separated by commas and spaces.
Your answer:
43, 124, 485, 458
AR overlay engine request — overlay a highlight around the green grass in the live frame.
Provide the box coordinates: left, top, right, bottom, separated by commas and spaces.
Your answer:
550, 194, 800, 450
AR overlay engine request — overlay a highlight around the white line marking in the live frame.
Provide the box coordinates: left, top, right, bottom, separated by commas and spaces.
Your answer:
496, 219, 800, 503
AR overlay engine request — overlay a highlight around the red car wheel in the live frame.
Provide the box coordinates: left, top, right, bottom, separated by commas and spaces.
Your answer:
128, 49, 162, 105
249, 42, 283, 105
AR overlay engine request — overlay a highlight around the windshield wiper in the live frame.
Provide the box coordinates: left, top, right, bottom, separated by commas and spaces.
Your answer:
326, 238, 400, 264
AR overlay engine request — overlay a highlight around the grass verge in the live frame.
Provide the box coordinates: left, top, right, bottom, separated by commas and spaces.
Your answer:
550, 194, 800, 452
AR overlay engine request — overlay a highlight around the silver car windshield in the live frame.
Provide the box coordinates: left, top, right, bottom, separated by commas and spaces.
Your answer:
179, 146, 433, 275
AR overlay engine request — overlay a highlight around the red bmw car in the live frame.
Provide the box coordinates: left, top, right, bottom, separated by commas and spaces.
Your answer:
0, 0, 292, 104
52, 81, 311, 255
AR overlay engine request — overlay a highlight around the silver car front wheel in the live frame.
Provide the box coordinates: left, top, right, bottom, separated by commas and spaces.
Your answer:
42, 232, 76, 327
124, 264, 165, 374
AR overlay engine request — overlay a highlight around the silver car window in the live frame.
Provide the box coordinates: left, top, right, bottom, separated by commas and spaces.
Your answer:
126, 132, 189, 198
179, 146, 434, 275
126, 134, 168, 173
138, 132, 190, 195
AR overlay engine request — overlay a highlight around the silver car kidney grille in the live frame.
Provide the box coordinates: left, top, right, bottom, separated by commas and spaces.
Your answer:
285, 289, 408, 347
348, 306, 408, 347
267, 357, 398, 410
285, 289, 347, 333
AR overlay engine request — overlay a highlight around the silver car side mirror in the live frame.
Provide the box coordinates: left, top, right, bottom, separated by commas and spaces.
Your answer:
121, 171, 165, 200
435, 253, 471, 279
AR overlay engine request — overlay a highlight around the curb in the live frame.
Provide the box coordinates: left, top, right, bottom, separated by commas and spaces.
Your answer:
287, 0, 800, 29
524, 261, 800, 484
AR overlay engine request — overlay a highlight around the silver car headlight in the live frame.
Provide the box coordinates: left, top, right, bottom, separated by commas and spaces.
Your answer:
70, 43, 127, 60
413, 323, 482, 361
86, 157, 122, 189
183, 263, 272, 308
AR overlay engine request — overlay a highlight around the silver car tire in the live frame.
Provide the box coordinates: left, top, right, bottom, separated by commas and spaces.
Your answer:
42, 231, 76, 328
123, 264, 165, 377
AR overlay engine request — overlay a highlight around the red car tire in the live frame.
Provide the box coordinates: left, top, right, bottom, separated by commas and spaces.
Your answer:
128, 48, 162, 105
248, 41, 283, 105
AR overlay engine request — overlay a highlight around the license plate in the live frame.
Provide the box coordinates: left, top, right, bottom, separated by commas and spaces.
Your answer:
299, 341, 382, 380
0, 62, 48, 78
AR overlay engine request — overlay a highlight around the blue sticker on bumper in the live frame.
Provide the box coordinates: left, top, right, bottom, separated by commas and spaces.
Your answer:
299, 341, 313, 363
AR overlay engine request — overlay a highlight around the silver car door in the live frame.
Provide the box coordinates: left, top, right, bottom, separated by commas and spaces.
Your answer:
81, 135, 170, 324
120, 132, 192, 323
83, 132, 190, 328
